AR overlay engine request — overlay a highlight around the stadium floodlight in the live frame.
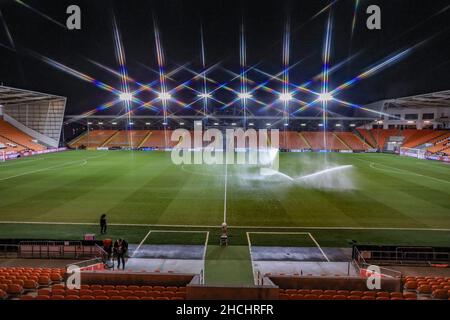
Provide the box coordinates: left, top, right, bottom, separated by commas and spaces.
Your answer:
197, 93, 212, 99
248, 123, 254, 126
119, 92, 133, 102
87, 122, 93, 125
349, 124, 356, 127
279, 92, 293, 101
266, 123, 271, 126
238, 92, 253, 99
112, 122, 117, 125
145, 122, 151, 125
180, 122, 185, 125
284, 123, 289, 126
231, 123, 236, 126
98, 122, 103, 125
318, 123, 324, 127
335, 124, 341, 127
129, 122, 134, 125
158, 92, 172, 101
213, 122, 219, 126
301, 123, 306, 127
162, 122, 168, 126
317, 92, 333, 102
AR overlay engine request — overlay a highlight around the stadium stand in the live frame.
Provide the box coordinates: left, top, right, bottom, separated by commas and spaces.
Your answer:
277, 275, 450, 300
401, 130, 445, 148
102, 130, 151, 148
426, 133, 450, 154
69, 130, 117, 148
302, 132, 350, 150
0, 136, 26, 153
334, 132, 370, 151
369, 128, 399, 150
279, 131, 309, 149
0, 119, 46, 151
356, 128, 376, 148
141, 130, 178, 149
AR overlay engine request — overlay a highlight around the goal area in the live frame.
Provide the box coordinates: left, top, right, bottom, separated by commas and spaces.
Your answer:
400, 147, 426, 159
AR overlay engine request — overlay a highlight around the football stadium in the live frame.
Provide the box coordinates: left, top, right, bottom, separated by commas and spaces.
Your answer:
0, 0, 450, 310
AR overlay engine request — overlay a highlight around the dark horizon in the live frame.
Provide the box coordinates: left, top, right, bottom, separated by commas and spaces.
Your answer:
1, 0, 450, 118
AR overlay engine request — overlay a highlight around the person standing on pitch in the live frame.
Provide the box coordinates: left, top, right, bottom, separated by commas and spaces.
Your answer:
100, 214, 107, 234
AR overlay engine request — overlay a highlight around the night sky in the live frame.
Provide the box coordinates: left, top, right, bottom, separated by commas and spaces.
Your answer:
0, 0, 449, 118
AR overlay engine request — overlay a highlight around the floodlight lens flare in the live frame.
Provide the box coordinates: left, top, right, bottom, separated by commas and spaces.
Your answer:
279, 93, 293, 101
318, 92, 333, 102
158, 92, 172, 101
119, 92, 133, 101
238, 92, 252, 99
198, 93, 212, 99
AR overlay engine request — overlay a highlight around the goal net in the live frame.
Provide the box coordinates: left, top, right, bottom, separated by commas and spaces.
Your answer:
400, 147, 426, 159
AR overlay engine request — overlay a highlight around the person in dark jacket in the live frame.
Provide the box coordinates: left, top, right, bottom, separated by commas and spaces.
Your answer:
100, 214, 107, 234
113, 238, 128, 270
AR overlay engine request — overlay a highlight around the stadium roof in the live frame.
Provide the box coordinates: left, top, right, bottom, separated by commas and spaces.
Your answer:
365, 90, 450, 111
385, 90, 450, 108
0, 85, 66, 107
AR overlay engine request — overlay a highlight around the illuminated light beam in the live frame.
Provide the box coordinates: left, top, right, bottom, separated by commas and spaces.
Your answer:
350, 0, 360, 44
36, 54, 120, 94
0, 10, 15, 49
320, 9, 333, 152
330, 48, 413, 95
252, 67, 319, 97
239, 19, 249, 124
153, 16, 170, 129
112, 14, 135, 148
332, 98, 395, 119
14, 0, 66, 28
200, 24, 209, 117
281, 17, 291, 125
112, 15, 132, 107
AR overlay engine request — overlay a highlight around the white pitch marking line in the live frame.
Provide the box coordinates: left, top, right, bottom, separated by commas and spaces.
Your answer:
246, 232, 258, 285
0, 157, 46, 167
354, 157, 450, 185
0, 153, 109, 182
307, 232, 330, 262
248, 231, 330, 262
0, 221, 449, 232
132, 229, 152, 257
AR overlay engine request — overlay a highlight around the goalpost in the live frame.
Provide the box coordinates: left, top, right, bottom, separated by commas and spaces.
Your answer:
400, 147, 426, 159
0, 150, 5, 162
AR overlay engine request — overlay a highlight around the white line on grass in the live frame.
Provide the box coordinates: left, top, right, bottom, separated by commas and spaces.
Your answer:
132, 229, 152, 257
247, 231, 330, 262
0, 153, 109, 182
354, 157, 450, 185
246, 232, 257, 285
0, 157, 47, 167
307, 233, 330, 262
1, 221, 449, 231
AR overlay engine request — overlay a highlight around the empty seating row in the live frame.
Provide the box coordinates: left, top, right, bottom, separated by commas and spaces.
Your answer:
301, 132, 350, 150
0, 120, 46, 151
103, 130, 150, 148
22, 295, 182, 300
49, 283, 186, 292
334, 132, 370, 150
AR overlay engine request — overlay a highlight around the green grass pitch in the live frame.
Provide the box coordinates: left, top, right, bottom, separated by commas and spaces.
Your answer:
0, 150, 449, 247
